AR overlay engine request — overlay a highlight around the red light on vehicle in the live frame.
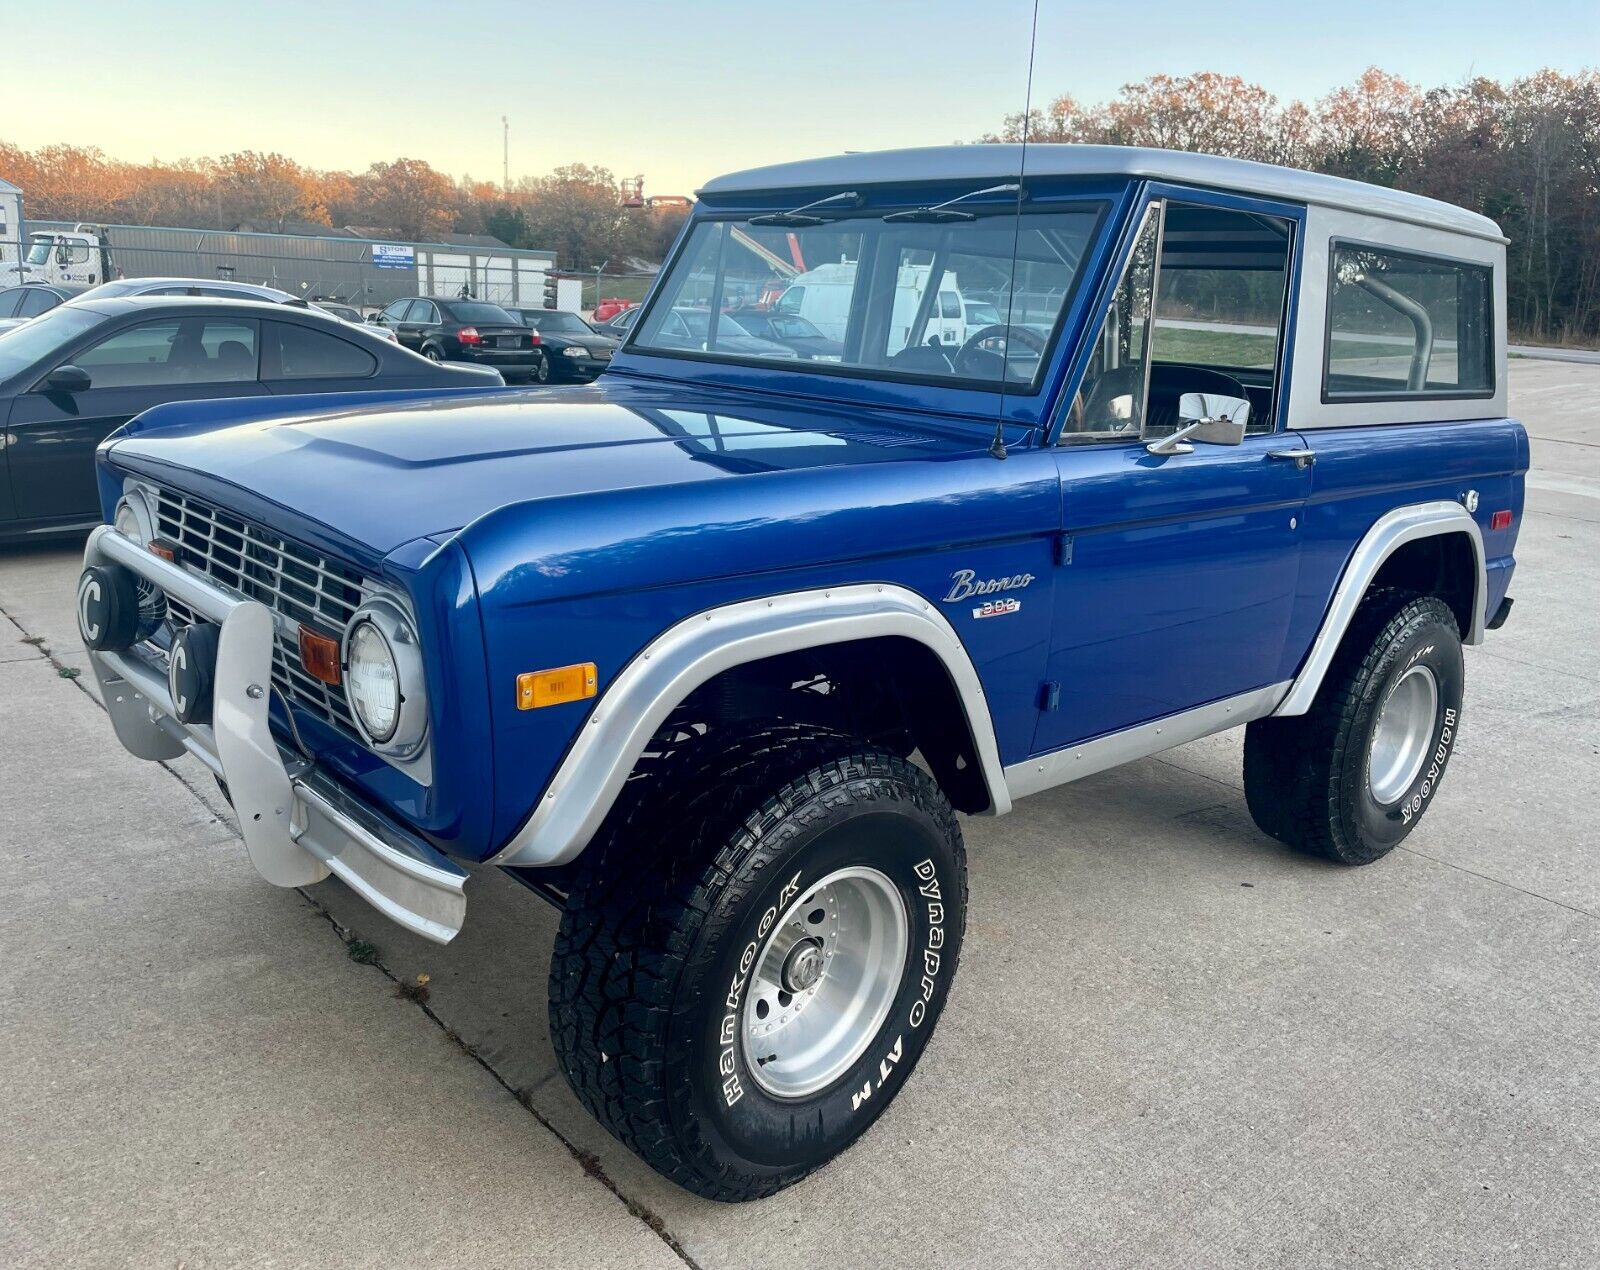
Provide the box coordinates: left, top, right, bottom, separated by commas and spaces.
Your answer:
1491, 510, 1513, 531
298, 626, 342, 686
457, 326, 482, 345
528, 330, 541, 345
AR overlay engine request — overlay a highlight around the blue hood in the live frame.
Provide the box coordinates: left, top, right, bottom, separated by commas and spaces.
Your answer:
105, 380, 1000, 562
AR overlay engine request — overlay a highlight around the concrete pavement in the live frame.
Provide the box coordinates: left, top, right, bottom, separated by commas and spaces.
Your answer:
1, 360, 1596, 1267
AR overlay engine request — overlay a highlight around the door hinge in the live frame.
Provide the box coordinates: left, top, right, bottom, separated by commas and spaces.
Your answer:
1039, 680, 1061, 712
1054, 532, 1073, 566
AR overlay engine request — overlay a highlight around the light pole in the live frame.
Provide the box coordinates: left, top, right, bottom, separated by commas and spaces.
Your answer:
502, 116, 509, 191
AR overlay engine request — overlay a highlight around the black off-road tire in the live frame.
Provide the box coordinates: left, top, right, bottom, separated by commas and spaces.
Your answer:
549, 722, 967, 1201
1244, 590, 1465, 865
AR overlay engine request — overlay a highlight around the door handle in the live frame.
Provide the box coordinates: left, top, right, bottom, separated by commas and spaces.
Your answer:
1267, 449, 1316, 469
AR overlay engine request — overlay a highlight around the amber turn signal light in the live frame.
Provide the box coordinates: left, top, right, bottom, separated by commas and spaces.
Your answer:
517, 663, 597, 710
147, 539, 178, 562
298, 626, 343, 686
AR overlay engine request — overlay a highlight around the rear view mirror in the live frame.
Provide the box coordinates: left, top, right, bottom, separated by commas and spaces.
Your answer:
44, 364, 92, 393
1146, 393, 1250, 455
1178, 392, 1249, 443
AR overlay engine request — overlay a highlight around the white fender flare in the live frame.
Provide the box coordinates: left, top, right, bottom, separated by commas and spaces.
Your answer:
1275, 500, 1486, 717
491, 583, 1009, 868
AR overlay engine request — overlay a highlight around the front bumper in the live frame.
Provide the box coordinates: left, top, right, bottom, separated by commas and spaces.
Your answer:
80, 526, 468, 944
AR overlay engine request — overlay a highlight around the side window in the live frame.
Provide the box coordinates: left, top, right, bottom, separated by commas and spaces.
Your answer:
1065, 203, 1160, 435
1325, 244, 1493, 398
19, 289, 57, 316
380, 300, 410, 322
195, 320, 259, 382
75, 318, 259, 388
266, 322, 378, 380
75, 320, 185, 387
939, 291, 961, 319
773, 286, 804, 317
0, 290, 25, 318
1146, 204, 1294, 433
412, 301, 438, 325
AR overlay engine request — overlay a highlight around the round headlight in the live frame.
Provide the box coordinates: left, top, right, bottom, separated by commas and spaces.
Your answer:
346, 619, 400, 743
114, 499, 144, 541
113, 489, 166, 640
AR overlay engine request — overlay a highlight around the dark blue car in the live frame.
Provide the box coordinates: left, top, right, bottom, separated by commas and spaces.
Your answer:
75, 146, 1524, 1200
0, 296, 500, 540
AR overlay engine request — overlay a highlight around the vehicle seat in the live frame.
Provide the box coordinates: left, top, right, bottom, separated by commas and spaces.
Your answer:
887, 344, 955, 375
1146, 364, 1250, 432
214, 340, 254, 378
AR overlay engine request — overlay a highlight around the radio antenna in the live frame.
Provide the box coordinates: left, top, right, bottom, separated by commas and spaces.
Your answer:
990, 0, 1041, 460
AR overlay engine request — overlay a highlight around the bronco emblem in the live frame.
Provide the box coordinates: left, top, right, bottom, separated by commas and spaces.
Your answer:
944, 568, 1036, 603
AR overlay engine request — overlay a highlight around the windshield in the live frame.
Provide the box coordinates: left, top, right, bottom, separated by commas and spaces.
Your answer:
449, 301, 517, 325
0, 306, 104, 379
632, 204, 1103, 390
523, 311, 594, 334
24, 239, 54, 266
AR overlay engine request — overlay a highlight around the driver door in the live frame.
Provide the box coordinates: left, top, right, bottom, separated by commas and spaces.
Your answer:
6, 315, 266, 524
1033, 192, 1312, 755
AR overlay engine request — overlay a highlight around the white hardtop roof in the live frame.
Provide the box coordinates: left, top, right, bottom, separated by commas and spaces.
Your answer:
700, 145, 1505, 243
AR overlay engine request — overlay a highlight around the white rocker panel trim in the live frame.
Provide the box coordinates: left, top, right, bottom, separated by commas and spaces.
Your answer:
492, 583, 1010, 869
1005, 682, 1291, 801
1275, 500, 1486, 717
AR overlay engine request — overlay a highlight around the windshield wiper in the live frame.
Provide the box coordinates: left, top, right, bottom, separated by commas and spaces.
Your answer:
748, 190, 862, 227
883, 182, 1024, 223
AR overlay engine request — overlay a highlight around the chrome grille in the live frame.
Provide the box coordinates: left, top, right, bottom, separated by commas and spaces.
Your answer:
150, 486, 367, 737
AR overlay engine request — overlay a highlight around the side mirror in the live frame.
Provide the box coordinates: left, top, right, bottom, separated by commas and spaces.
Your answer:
44, 364, 92, 393
1147, 393, 1250, 455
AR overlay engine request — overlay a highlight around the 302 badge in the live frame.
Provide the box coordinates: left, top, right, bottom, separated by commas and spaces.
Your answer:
971, 597, 1021, 620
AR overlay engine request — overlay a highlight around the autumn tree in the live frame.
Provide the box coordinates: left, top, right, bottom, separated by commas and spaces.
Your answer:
212, 151, 326, 230
353, 158, 459, 240
511, 164, 634, 269
1312, 68, 1422, 184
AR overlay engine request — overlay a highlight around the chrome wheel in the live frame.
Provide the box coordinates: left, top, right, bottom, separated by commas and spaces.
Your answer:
1368, 664, 1439, 805
741, 866, 908, 1100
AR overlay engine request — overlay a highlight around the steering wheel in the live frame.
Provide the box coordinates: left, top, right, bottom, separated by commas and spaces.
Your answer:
952, 323, 1048, 380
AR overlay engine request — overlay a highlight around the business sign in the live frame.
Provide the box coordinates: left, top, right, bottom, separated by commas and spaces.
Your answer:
372, 244, 415, 270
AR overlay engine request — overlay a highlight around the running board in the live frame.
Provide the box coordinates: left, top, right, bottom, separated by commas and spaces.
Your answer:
1004, 682, 1290, 801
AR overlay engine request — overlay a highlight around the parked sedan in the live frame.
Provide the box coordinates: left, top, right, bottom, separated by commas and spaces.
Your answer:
0, 283, 88, 335
314, 300, 398, 342
592, 306, 641, 341
649, 308, 798, 359
71, 277, 304, 305
504, 309, 619, 382
723, 310, 843, 361
0, 297, 501, 541
371, 297, 546, 382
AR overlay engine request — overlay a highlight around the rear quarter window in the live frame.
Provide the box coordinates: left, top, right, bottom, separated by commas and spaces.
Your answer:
1324, 242, 1493, 400
266, 322, 378, 380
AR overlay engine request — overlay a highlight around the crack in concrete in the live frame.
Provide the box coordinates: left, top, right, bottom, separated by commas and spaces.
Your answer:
0, 594, 702, 1270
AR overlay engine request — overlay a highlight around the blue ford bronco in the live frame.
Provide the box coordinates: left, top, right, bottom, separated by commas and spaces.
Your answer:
77, 146, 1525, 1200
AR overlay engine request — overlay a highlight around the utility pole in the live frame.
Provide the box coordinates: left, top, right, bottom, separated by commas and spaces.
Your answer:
502, 116, 510, 191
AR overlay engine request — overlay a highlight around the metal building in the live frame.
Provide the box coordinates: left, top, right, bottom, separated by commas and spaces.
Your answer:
24, 218, 557, 308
